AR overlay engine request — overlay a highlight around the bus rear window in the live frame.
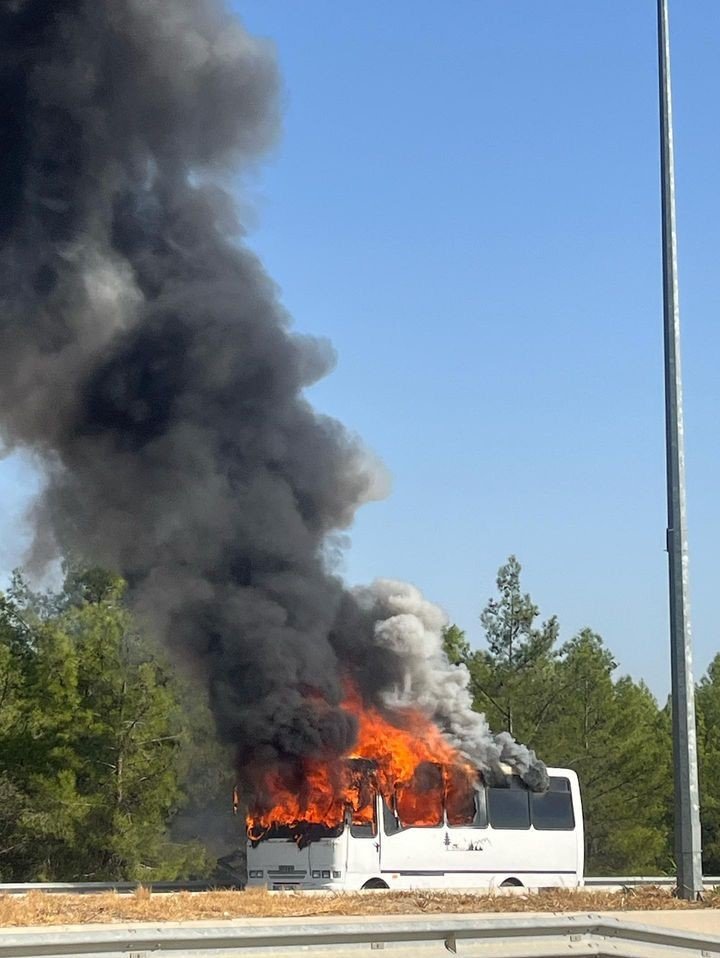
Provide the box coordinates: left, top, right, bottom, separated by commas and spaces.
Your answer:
531, 777, 575, 830
487, 784, 530, 829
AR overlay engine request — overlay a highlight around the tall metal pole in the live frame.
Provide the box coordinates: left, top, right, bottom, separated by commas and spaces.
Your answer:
657, 0, 703, 900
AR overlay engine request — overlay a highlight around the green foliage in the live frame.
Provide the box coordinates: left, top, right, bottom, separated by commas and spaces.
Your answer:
1, 552, 718, 882
696, 655, 720, 874
443, 556, 678, 877
0, 568, 215, 881
537, 631, 672, 874
442, 625, 471, 666
472, 556, 558, 741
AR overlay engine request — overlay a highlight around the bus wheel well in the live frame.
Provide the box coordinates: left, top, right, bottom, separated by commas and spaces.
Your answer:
500, 877, 524, 887
362, 878, 389, 890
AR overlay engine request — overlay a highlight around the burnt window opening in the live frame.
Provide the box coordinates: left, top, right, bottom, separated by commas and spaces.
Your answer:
254, 824, 295, 842
346, 757, 378, 829
347, 799, 377, 839
248, 821, 344, 848
394, 761, 444, 828
381, 797, 400, 835
350, 822, 376, 838
447, 787, 488, 828
445, 765, 486, 828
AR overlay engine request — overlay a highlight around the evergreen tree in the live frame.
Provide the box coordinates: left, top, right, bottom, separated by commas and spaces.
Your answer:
539, 630, 672, 874
0, 569, 213, 880
443, 557, 675, 876
442, 624, 471, 666
695, 654, 720, 874
0, 593, 36, 877
0, 585, 86, 879
472, 556, 558, 742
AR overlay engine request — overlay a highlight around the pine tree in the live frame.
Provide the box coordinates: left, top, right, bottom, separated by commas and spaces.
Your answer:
539, 630, 672, 874
442, 624, 471, 666
473, 556, 558, 741
695, 654, 720, 874
0, 568, 213, 880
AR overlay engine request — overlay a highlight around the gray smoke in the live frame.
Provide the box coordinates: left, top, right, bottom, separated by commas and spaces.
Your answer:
355, 581, 548, 788
0, 0, 545, 798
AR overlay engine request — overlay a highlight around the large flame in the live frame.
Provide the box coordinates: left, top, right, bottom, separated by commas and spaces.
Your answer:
245, 683, 478, 843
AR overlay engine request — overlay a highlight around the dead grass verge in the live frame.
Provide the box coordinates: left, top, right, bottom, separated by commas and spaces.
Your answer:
0, 886, 718, 927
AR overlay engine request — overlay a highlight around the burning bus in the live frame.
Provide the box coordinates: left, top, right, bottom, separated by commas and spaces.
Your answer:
245, 760, 583, 891
244, 687, 584, 891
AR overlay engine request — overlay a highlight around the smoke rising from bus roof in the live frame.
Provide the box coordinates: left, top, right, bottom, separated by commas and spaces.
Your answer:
0, 0, 547, 797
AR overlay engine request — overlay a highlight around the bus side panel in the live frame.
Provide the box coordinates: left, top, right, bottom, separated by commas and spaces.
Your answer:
378, 768, 583, 889
480, 827, 579, 884
379, 824, 578, 887
379, 824, 448, 883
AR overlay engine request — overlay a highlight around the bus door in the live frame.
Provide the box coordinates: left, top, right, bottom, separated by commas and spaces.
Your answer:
344, 807, 380, 880
378, 764, 493, 881
378, 765, 448, 878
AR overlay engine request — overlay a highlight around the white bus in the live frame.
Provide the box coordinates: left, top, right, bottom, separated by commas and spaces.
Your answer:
246, 767, 583, 891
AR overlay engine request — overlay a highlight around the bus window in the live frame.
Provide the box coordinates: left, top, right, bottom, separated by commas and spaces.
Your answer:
350, 822, 376, 838
472, 787, 488, 827
447, 788, 488, 828
381, 797, 400, 835
347, 792, 375, 836
487, 782, 530, 829
446, 783, 475, 826
530, 776, 575, 830
395, 762, 444, 827
446, 768, 486, 827
350, 804, 377, 839
549, 776, 571, 790
253, 822, 344, 843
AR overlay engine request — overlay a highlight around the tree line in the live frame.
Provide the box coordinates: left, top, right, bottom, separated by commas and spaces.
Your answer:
1, 557, 719, 879
443, 555, 720, 876
0, 566, 232, 881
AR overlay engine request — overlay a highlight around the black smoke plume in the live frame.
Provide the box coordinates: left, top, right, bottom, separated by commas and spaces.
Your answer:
0, 0, 547, 797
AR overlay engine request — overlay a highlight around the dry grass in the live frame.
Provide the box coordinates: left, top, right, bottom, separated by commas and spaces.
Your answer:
0, 886, 719, 927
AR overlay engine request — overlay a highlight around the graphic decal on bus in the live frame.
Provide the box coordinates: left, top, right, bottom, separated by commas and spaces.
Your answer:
444, 832, 489, 852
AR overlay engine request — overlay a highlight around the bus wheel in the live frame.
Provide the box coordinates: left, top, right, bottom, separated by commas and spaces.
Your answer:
362, 878, 389, 890
500, 878, 523, 888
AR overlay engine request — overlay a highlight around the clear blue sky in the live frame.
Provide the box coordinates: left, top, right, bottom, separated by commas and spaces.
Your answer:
2, 1, 718, 699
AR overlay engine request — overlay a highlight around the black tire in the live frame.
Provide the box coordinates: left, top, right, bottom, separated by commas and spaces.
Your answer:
362, 878, 389, 890
500, 877, 524, 887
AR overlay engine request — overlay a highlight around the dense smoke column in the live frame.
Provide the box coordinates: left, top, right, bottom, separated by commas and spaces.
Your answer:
0, 0, 385, 774
0, 0, 547, 793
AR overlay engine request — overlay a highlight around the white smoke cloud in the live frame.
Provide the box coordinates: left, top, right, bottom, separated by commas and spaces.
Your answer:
354, 579, 548, 790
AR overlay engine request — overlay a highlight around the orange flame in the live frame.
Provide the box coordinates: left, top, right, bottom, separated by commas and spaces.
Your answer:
245, 682, 477, 843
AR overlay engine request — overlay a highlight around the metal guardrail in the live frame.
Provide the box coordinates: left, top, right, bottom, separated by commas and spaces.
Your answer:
0, 914, 719, 957
584, 875, 720, 887
1, 876, 719, 894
